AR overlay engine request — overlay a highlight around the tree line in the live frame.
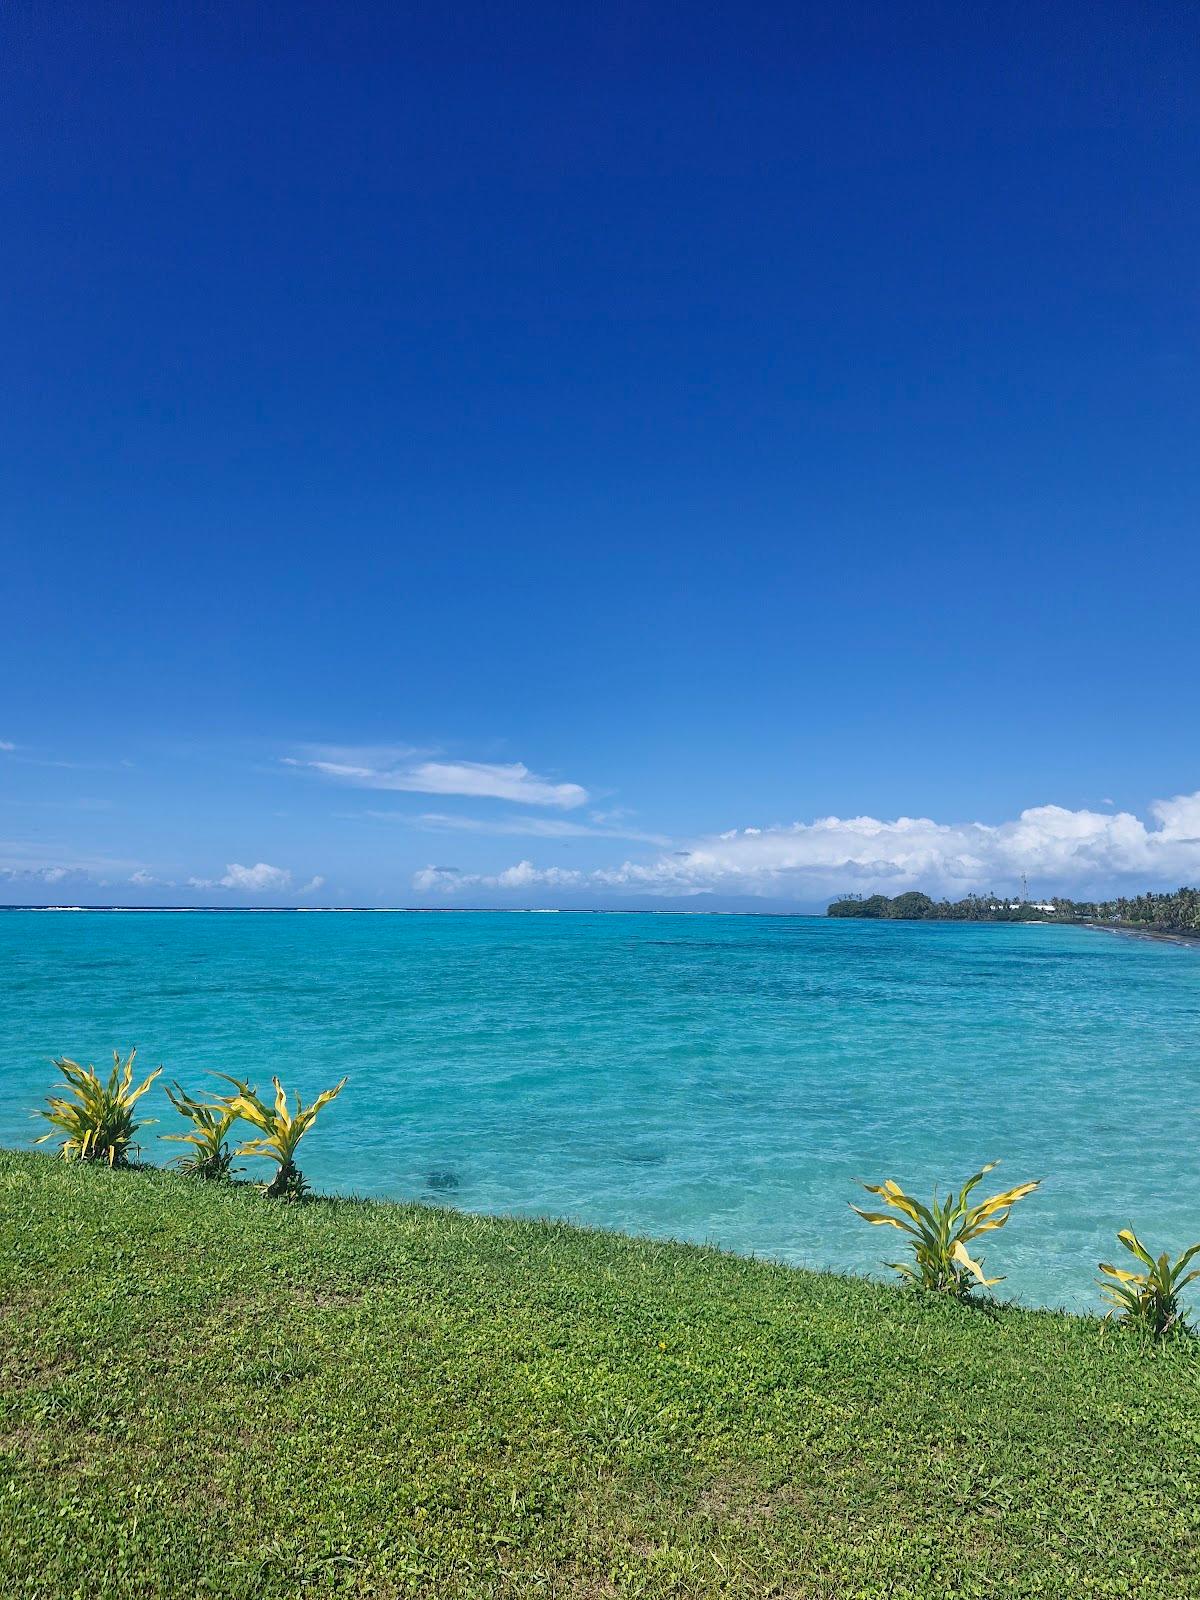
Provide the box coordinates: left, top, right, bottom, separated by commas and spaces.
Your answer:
827, 887, 1200, 933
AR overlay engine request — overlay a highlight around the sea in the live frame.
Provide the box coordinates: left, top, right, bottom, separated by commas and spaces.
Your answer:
2, 908, 1196, 1311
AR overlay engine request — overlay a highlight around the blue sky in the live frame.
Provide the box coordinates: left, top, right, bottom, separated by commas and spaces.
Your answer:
3, 3, 1199, 907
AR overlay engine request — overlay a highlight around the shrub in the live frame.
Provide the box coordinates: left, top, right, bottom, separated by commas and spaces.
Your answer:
162, 1083, 239, 1180
851, 1162, 1039, 1298
35, 1049, 162, 1166
214, 1073, 347, 1199
1098, 1230, 1200, 1339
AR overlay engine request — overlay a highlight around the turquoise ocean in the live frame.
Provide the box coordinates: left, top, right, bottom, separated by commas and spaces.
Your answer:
1, 909, 1196, 1311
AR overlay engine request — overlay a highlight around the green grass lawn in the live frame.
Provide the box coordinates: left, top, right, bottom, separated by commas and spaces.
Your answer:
1, 1150, 1198, 1598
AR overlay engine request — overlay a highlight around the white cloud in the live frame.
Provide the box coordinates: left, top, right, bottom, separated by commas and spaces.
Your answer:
0, 741, 14, 752
299, 874, 326, 895
220, 862, 291, 892
372, 811, 669, 845
129, 869, 158, 886
413, 790, 1200, 901
285, 747, 588, 809
188, 862, 294, 893
414, 860, 587, 895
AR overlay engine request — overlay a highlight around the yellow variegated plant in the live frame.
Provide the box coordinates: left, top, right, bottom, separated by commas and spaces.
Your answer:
851, 1162, 1039, 1298
35, 1049, 162, 1166
162, 1082, 239, 1180
214, 1073, 347, 1199
1099, 1230, 1200, 1339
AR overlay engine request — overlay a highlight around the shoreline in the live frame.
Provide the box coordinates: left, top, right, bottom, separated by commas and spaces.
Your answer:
1077, 920, 1200, 949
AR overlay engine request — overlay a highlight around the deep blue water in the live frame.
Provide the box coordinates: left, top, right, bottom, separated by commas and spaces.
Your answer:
2, 910, 1197, 1311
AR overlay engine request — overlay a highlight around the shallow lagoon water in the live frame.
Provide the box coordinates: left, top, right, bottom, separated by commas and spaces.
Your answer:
1, 909, 1197, 1311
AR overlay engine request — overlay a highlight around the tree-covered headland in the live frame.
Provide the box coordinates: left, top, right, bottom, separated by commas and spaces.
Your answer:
827, 886, 1200, 934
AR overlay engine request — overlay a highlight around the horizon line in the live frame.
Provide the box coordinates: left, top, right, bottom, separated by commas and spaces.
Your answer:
0, 904, 829, 917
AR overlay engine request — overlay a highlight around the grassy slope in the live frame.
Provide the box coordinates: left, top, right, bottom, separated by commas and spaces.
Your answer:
1, 1152, 1198, 1600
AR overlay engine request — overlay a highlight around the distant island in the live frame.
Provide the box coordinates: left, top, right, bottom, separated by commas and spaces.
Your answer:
827, 886, 1200, 936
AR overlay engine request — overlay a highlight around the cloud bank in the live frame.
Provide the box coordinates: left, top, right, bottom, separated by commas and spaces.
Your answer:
0, 843, 138, 889
413, 791, 1200, 901
0, 864, 74, 885
286, 747, 587, 808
